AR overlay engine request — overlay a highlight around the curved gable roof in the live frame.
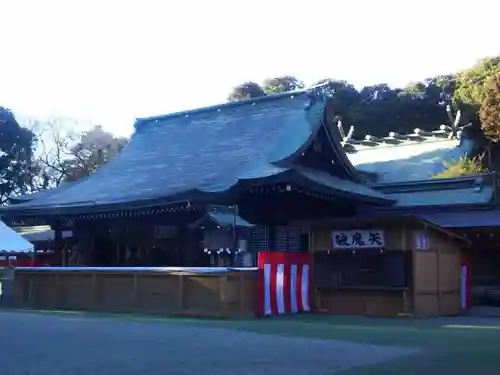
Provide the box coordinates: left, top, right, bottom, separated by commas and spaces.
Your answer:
3, 89, 393, 216
2, 91, 329, 212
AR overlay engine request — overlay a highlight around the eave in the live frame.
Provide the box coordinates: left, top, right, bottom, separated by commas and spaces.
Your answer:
302, 213, 468, 244
370, 172, 495, 194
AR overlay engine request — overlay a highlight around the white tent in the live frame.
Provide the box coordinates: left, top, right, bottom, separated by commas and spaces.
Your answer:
13, 225, 73, 242
0, 221, 34, 253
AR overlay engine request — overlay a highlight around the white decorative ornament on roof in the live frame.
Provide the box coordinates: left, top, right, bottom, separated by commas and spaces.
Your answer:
338, 106, 475, 183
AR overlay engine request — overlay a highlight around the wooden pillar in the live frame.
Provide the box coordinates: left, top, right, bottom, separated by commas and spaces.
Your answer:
179, 227, 188, 266
51, 221, 64, 266
74, 226, 94, 266
268, 225, 276, 251
231, 206, 238, 267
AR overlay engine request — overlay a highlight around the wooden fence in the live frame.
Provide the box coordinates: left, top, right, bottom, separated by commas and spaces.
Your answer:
13, 267, 258, 318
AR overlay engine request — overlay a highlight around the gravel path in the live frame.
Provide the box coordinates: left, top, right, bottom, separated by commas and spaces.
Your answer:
0, 311, 416, 375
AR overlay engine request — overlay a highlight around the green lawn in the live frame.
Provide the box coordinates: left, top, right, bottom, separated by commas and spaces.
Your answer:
179, 315, 500, 375
16, 310, 500, 374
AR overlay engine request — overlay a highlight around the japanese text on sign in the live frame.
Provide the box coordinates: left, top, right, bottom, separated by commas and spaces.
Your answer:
331, 230, 385, 249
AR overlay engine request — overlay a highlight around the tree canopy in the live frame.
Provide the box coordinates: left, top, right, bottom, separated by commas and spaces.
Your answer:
228, 56, 500, 140
454, 57, 500, 107
229, 76, 455, 137
2, 54, 500, 203
0, 115, 129, 204
0, 108, 37, 204
227, 82, 267, 102
479, 73, 500, 141
36, 122, 128, 186
262, 76, 305, 93
64, 125, 128, 182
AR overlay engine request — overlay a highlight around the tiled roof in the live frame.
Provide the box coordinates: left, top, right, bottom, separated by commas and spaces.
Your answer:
188, 205, 255, 228
8, 182, 74, 204
296, 168, 391, 202
208, 212, 255, 228
189, 212, 255, 229
420, 207, 500, 228
387, 184, 493, 207
2, 89, 390, 216
342, 125, 475, 183
372, 173, 495, 208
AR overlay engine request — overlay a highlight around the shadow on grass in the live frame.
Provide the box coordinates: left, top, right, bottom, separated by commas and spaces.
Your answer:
6, 309, 500, 375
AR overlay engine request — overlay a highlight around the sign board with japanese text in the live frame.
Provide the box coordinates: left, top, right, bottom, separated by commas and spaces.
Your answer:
332, 230, 385, 249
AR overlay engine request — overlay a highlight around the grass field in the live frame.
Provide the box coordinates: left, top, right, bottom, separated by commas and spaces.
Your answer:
156, 314, 500, 375
212, 315, 500, 375
14, 310, 500, 374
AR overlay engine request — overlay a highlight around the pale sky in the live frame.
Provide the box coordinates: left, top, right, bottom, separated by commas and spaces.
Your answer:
1, 0, 499, 137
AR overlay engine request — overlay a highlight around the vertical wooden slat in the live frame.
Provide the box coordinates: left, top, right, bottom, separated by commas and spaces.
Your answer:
309, 227, 318, 311
219, 274, 228, 317
435, 230, 442, 316
238, 273, 244, 315
401, 222, 407, 251
132, 273, 138, 310
403, 290, 409, 314
178, 274, 184, 313
412, 249, 417, 315
92, 273, 98, 310
55, 273, 61, 308
27, 275, 33, 305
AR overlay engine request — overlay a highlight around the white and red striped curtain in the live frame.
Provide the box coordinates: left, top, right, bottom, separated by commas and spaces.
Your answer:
257, 252, 312, 316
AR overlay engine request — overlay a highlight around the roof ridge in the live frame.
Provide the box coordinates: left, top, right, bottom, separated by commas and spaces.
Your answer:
134, 85, 331, 131
342, 124, 467, 153
340, 106, 470, 153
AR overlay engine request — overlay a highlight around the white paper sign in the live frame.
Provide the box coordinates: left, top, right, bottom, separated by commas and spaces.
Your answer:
414, 232, 429, 250
332, 230, 385, 249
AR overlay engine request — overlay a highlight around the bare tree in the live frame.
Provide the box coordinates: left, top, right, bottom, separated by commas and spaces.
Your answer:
34, 118, 80, 186
32, 119, 128, 187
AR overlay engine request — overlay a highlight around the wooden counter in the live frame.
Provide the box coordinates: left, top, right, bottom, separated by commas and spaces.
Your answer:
13, 267, 258, 318
315, 286, 411, 317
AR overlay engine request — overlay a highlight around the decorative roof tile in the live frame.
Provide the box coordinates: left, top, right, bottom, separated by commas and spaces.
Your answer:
343, 125, 474, 183
338, 107, 478, 183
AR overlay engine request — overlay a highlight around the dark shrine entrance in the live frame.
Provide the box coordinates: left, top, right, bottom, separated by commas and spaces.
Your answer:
237, 187, 359, 225
237, 183, 371, 254
65, 207, 206, 267
461, 228, 500, 308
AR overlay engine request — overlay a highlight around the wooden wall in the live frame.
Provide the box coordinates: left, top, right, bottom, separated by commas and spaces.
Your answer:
13, 268, 257, 319
297, 219, 463, 317
413, 229, 462, 316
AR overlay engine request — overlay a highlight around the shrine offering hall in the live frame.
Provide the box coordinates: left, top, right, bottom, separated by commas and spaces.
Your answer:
3, 86, 496, 317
